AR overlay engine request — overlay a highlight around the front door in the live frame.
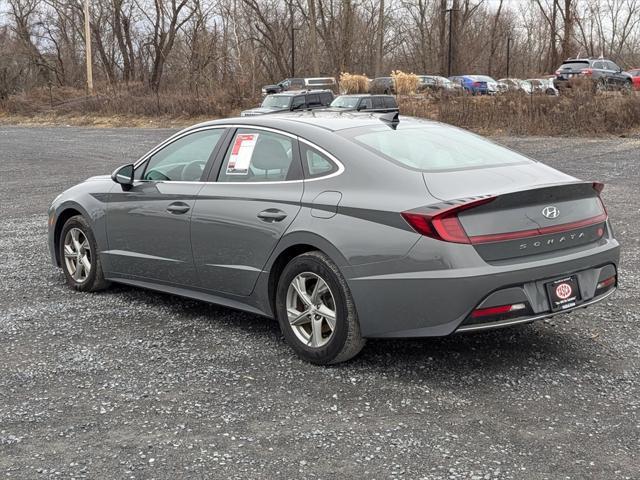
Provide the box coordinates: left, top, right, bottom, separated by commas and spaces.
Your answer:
191, 127, 304, 296
104, 127, 227, 286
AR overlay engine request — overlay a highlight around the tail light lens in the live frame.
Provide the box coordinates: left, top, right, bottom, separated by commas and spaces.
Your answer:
581, 68, 593, 75
555, 69, 562, 75
401, 197, 495, 244
471, 303, 527, 318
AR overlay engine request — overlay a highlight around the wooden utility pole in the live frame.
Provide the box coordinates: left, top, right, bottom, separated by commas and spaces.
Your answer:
84, 0, 93, 93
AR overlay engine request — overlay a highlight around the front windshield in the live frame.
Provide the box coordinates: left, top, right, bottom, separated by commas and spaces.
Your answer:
330, 97, 360, 108
345, 124, 532, 172
475, 75, 496, 83
261, 95, 291, 109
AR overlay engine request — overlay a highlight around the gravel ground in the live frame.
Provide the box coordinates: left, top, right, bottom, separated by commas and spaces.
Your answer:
0, 126, 638, 479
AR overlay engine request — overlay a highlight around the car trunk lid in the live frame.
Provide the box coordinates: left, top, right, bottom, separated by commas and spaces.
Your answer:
415, 170, 607, 261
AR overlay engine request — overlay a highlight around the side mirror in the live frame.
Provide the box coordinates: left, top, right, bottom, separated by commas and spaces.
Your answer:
111, 163, 134, 188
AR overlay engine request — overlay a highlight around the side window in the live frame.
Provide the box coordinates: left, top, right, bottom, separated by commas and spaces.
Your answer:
360, 98, 373, 110
307, 94, 320, 106
301, 143, 338, 178
291, 96, 305, 110
608, 61, 620, 71
139, 129, 224, 181
593, 61, 605, 70
218, 129, 300, 183
372, 97, 384, 109
320, 92, 333, 105
384, 97, 397, 108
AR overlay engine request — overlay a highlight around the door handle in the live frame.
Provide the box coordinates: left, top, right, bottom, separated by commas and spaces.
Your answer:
167, 202, 190, 214
257, 209, 287, 222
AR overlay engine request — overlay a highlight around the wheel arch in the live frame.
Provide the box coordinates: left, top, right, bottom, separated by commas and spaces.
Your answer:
53, 203, 90, 267
263, 232, 349, 317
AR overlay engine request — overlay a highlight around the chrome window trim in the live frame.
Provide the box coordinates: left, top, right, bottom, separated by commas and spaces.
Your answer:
133, 123, 345, 185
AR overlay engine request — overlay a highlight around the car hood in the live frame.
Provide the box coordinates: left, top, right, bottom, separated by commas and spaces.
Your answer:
422, 161, 575, 201
242, 107, 284, 115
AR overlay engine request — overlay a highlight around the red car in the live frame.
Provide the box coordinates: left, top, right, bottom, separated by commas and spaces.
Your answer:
626, 68, 640, 90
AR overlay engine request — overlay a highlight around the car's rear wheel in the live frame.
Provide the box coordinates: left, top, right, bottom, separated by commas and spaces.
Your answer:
59, 215, 110, 292
275, 251, 365, 364
622, 79, 633, 94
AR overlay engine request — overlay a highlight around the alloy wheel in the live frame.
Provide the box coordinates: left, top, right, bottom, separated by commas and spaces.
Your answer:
286, 272, 337, 348
63, 227, 92, 283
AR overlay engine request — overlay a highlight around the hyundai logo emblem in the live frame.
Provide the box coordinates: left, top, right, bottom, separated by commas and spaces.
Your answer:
542, 206, 560, 219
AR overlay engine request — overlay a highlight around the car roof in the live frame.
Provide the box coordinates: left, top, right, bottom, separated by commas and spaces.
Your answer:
270, 89, 333, 96
334, 94, 392, 98
190, 111, 433, 134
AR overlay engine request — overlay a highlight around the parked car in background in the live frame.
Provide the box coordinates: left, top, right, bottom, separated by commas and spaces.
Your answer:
241, 90, 334, 117
449, 75, 499, 95
326, 94, 398, 113
625, 68, 640, 90
262, 77, 337, 95
527, 78, 559, 95
417, 75, 462, 93
369, 77, 395, 94
554, 58, 632, 92
498, 78, 533, 94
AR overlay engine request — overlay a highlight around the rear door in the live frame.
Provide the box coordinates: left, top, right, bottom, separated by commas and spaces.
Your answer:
191, 127, 304, 296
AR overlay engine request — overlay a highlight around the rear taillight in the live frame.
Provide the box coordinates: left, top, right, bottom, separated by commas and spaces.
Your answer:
593, 181, 605, 194
555, 69, 562, 75
401, 197, 495, 244
471, 303, 527, 319
581, 68, 593, 75
596, 276, 616, 290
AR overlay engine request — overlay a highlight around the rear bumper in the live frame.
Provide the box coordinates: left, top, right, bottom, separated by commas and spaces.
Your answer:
456, 286, 616, 333
345, 236, 620, 338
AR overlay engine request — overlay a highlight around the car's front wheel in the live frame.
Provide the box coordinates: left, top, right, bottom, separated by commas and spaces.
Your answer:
59, 215, 110, 292
275, 251, 365, 364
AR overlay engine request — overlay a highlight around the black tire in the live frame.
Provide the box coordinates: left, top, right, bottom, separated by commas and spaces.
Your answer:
58, 215, 110, 292
622, 79, 633, 94
275, 251, 365, 365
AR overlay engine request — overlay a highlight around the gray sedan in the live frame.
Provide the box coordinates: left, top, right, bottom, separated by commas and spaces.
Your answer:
48, 112, 619, 364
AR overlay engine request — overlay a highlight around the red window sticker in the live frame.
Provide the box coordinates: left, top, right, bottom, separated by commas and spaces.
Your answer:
227, 134, 259, 175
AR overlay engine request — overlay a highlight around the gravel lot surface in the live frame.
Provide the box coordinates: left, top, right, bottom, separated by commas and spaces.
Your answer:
0, 126, 638, 479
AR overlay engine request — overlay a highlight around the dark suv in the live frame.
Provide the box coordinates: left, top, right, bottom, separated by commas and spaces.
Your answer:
554, 58, 632, 92
325, 94, 398, 113
241, 90, 334, 117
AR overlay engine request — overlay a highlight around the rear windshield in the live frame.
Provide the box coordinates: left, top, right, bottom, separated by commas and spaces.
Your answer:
560, 60, 589, 69
344, 124, 532, 172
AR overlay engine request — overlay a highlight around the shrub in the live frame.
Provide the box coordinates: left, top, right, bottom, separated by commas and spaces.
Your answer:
391, 70, 419, 95
339, 73, 369, 94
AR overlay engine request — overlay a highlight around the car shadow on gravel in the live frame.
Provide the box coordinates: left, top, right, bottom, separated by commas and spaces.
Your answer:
101, 283, 603, 377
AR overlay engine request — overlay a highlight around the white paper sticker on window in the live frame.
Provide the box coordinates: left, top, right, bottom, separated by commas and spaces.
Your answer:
227, 133, 259, 175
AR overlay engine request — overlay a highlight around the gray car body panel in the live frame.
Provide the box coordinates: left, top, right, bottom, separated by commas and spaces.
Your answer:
48, 113, 620, 337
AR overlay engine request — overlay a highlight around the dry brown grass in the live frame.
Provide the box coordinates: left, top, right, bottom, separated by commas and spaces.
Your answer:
396, 91, 640, 136
339, 73, 369, 94
391, 71, 420, 95
3, 84, 640, 135
0, 84, 254, 125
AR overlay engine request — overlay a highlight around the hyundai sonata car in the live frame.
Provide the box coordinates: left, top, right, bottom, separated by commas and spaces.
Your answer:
48, 112, 619, 364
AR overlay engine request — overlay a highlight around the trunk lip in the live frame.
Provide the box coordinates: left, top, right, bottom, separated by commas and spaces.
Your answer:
468, 213, 607, 245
